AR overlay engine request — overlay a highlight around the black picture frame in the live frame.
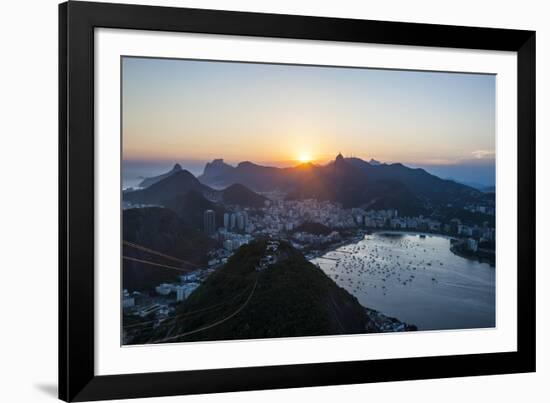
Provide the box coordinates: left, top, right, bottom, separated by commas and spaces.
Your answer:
59, 1, 536, 401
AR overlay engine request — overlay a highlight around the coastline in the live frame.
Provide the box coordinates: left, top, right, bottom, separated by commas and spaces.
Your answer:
306, 228, 456, 262
450, 242, 496, 267
309, 227, 494, 331
304, 230, 369, 260
371, 229, 458, 241
308, 227, 495, 267
364, 307, 417, 332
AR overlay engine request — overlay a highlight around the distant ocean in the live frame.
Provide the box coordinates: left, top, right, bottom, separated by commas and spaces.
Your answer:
122, 160, 206, 189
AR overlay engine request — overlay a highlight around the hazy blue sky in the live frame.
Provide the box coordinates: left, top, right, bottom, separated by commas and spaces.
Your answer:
122, 57, 496, 185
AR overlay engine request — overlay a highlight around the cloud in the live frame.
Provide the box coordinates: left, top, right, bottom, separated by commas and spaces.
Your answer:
471, 150, 495, 159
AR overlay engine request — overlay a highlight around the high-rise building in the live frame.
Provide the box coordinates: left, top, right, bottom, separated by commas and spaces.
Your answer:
223, 213, 230, 230
204, 209, 216, 235
230, 213, 237, 230
237, 212, 245, 230
176, 286, 186, 302
242, 211, 248, 228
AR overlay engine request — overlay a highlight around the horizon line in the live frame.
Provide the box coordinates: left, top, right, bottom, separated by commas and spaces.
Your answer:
122, 154, 496, 168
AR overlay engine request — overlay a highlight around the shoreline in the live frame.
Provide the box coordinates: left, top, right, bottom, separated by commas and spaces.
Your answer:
307, 228, 456, 262
364, 307, 417, 332
450, 243, 495, 267
308, 228, 495, 267
308, 228, 493, 330
371, 228, 458, 240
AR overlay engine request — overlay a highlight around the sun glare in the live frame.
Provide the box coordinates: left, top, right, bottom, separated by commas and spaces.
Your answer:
297, 153, 312, 164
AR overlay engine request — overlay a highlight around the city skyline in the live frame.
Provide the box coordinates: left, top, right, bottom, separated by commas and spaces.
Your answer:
122, 57, 496, 185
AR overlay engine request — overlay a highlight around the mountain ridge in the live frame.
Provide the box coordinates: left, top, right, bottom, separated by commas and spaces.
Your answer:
126, 155, 492, 217
196, 154, 487, 214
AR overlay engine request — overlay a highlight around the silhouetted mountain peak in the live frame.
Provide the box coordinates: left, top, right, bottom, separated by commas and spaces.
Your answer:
237, 161, 257, 168
200, 159, 234, 178
296, 161, 316, 169
207, 159, 228, 169
125, 169, 212, 205
224, 183, 248, 191
138, 163, 184, 188
334, 153, 356, 172
169, 169, 198, 181
369, 159, 381, 166
194, 154, 485, 211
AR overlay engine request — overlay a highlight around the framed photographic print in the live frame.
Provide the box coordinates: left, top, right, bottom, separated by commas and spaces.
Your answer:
59, 1, 536, 401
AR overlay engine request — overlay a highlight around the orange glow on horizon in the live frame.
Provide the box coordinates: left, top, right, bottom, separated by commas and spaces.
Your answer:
297, 153, 313, 164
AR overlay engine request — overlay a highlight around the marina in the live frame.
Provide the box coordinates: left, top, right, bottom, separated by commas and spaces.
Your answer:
311, 231, 496, 331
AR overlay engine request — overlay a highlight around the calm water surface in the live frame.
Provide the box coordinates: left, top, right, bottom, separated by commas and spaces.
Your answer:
310, 232, 495, 330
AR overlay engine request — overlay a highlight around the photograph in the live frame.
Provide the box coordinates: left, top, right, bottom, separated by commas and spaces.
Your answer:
121, 56, 497, 345
0, 0, 542, 401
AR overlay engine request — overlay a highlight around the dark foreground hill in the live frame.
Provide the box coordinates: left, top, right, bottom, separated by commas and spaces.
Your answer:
161, 190, 226, 231
122, 207, 217, 291
131, 240, 374, 344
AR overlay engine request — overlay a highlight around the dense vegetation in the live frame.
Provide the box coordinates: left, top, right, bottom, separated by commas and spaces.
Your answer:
293, 221, 332, 235
221, 183, 267, 208
162, 190, 225, 230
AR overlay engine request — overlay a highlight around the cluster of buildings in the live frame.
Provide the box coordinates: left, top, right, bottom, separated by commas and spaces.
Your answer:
123, 269, 213, 321
350, 209, 495, 242
203, 209, 216, 236
256, 240, 282, 271
199, 197, 496, 272
448, 218, 495, 241
219, 230, 254, 252
212, 199, 357, 239
223, 211, 250, 232
359, 209, 398, 228
154, 281, 200, 302
123, 289, 137, 308
122, 201, 161, 210
259, 199, 357, 231
199, 199, 359, 261
464, 204, 496, 216
202, 199, 358, 253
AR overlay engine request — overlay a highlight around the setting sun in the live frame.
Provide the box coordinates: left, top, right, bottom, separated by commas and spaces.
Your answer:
297, 153, 313, 164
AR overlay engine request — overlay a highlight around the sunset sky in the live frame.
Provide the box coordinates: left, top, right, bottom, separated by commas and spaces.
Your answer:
122, 57, 496, 185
